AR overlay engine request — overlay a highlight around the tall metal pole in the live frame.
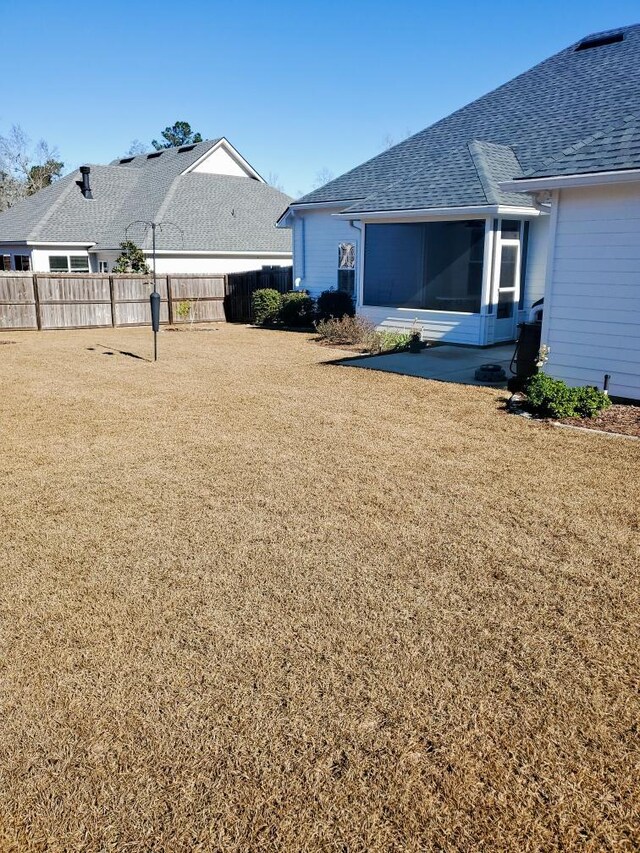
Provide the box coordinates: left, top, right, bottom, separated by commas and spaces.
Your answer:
149, 222, 160, 362
126, 218, 182, 364
153, 223, 157, 362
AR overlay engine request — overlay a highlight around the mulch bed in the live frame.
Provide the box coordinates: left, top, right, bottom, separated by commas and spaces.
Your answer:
558, 403, 640, 437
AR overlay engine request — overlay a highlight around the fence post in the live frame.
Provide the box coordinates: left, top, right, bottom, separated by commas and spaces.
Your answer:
33, 274, 42, 330
108, 275, 116, 327
166, 276, 174, 325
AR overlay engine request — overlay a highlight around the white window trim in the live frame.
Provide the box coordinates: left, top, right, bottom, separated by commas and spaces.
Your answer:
337, 241, 356, 295
48, 254, 90, 273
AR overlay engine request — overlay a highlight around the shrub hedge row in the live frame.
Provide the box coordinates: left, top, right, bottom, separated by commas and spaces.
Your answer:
251, 288, 355, 327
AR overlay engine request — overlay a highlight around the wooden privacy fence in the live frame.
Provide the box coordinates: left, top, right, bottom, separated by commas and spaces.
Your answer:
0, 273, 226, 330
224, 266, 293, 323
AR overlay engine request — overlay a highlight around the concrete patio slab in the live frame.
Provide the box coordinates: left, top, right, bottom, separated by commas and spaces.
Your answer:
340, 343, 516, 388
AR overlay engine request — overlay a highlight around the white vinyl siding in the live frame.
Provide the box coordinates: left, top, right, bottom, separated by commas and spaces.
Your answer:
543, 183, 640, 400
292, 209, 359, 298
359, 305, 484, 344
520, 214, 548, 314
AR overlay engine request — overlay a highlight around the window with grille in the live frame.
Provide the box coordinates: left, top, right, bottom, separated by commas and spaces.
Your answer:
14, 255, 30, 271
2, 255, 10, 271
337, 242, 355, 295
49, 256, 69, 272
70, 255, 89, 272
49, 255, 90, 273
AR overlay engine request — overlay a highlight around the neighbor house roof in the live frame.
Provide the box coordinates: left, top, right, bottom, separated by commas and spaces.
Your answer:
291, 24, 640, 214
0, 139, 292, 254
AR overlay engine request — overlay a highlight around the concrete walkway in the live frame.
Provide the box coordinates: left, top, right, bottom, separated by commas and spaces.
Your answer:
341, 343, 516, 388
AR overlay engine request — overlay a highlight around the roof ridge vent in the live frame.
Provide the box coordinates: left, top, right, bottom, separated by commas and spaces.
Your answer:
575, 31, 624, 51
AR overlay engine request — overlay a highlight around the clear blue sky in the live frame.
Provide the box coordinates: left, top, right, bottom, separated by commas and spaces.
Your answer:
2, 0, 638, 198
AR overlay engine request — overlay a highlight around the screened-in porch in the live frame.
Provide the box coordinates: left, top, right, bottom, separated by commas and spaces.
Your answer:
357, 217, 531, 346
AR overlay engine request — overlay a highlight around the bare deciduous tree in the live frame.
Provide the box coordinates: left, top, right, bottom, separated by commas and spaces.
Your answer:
125, 139, 147, 157
312, 167, 335, 189
381, 129, 413, 150
267, 172, 286, 193
0, 125, 64, 211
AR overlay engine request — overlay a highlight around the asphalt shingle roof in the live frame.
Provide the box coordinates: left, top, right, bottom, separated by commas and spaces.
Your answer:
293, 24, 640, 213
0, 139, 292, 253
523, 113, 640, 177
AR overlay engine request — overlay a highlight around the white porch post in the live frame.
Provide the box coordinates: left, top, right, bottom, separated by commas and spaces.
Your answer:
480, 217, 496, 345
355, 220, 365, 310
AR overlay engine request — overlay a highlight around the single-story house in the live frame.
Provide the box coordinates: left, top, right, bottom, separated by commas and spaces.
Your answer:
500, 114, 640, 401
0, 138, 292, 275
278, 24, 640, 399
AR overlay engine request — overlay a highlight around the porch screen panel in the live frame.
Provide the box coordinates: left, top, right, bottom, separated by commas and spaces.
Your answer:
423, 221, 484, 312
363, 221, 484, 312
363, 224, 425, 307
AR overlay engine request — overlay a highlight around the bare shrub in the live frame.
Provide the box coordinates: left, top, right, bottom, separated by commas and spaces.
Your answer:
315, 316, 410, 353
315, 315, 378, 350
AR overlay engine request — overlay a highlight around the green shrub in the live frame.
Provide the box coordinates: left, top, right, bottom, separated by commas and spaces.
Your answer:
251, 288, 282, 325
377, 331, 411, 352
574, 385, 612, 418
525, 371, 611, 419
316, 289, 355, 321
279, 291, 315, 327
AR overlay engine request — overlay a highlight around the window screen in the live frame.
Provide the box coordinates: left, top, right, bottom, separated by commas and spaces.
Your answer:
501, 220, 521, 240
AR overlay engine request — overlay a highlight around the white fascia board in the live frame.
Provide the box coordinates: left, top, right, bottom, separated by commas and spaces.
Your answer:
501, 168, 640, 192
277, 199, 358, 227
0, 240, 96, 247
181, 138, 265, 181
276, 208, 295, 228
133, 249, 291, 257
334, 205, 540, 221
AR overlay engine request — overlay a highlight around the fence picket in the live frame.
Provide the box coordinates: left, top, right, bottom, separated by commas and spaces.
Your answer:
224, 267, 292, 323
0, 272, 229, 330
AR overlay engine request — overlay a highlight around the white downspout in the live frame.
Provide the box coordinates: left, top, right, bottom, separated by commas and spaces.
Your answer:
293, 212, 305, 288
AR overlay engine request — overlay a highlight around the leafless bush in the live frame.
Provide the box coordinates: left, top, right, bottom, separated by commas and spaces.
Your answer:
315, 315, 410, 353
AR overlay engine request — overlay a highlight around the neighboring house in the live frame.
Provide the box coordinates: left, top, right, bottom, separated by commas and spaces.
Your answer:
278, 24, 640, 397
0, 138, 292, 275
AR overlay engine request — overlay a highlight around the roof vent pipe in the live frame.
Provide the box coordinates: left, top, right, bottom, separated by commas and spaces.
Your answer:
77, 166, 93, 199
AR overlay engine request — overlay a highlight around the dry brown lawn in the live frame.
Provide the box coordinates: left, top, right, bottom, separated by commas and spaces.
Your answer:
0, 324, 638, 852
